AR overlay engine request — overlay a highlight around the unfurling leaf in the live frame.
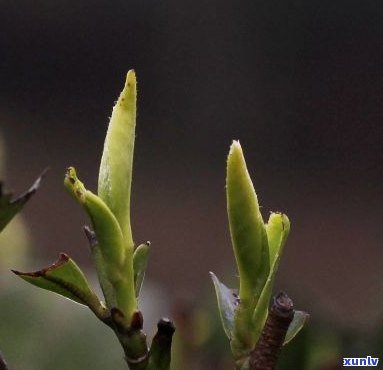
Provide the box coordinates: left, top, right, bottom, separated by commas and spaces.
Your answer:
65, 167, 137, 319
64, 167, 125, 274
12, 253, 108, 320
283, 310, 309, 345
210, 272, 238, 339
265, 212, 290, 270
251, 212, 290, 344
0, 171, 45, 233
133, 242, 150, 297
98, 70, 137, 247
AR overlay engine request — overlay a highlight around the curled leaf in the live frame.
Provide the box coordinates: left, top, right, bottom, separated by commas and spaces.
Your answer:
65, 167, 136, 319
12, 253, 108, 321
64, 167, 125, 274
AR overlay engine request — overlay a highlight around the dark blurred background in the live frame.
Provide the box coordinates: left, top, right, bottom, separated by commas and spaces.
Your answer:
0, 1, 382, 369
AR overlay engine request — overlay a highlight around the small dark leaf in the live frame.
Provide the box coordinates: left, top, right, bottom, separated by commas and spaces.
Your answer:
210, 271, 238, 339
0, 171, 46, 233
147, 318, 175, 370
83, 225, 98, 249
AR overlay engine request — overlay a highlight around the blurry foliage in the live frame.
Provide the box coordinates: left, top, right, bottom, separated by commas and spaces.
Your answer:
0, 275, 126, 370
0, 134, 121, 369
170, 280, 383, 370
0, 215, 31, 268
0, 132, 34, 268
1, 269, 168, 370
0, 277, 382, 370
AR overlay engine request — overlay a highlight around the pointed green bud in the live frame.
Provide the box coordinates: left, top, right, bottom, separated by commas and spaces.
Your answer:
226, 141, 269, 304
226, 141, 270, 359
98, 70, 137, 248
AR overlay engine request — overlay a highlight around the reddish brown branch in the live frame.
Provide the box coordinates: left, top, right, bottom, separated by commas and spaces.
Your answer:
249, 292, 294, 370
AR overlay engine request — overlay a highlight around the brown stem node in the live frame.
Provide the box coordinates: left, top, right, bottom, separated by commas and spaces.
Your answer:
130, 310, 144, 331
249, 292, 295, 370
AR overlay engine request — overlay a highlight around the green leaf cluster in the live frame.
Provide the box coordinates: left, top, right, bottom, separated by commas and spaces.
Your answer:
211, 141, 307, 369
6, 71, 305, 370
12, 71, 173, 370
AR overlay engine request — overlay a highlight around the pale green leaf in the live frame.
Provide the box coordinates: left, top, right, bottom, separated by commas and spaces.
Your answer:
210, 272, 238, 339
133, 242, 150, 297
284, 310, 309, 345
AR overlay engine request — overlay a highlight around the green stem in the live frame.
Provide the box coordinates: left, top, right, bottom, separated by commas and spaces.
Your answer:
111, 310, 149, 370
114, 258, 137, 322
